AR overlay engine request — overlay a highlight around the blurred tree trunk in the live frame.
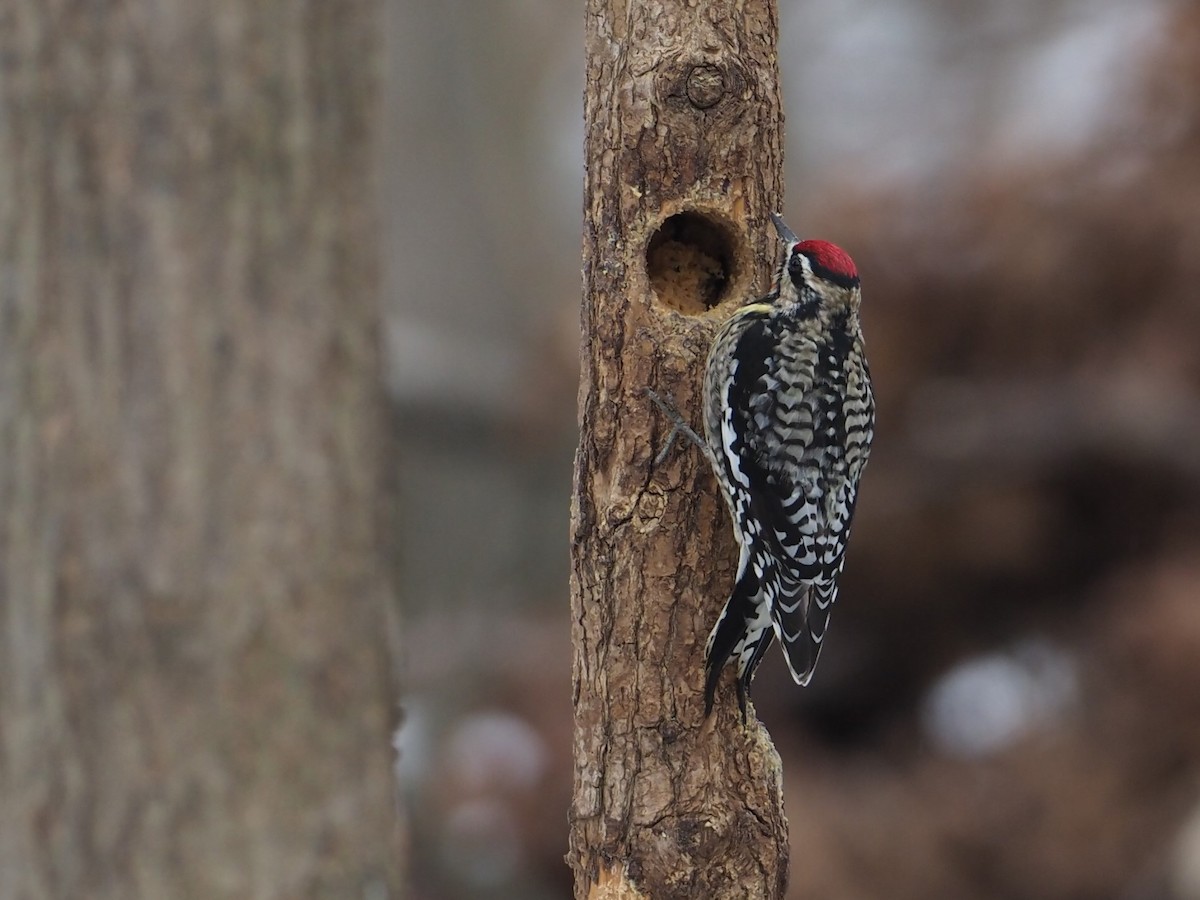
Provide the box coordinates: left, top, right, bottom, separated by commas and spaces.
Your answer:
0, 3, 401, 898
570, 2, 789, 898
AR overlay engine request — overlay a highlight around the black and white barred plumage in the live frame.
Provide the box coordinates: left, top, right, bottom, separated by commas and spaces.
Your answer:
701, 214, 874, 717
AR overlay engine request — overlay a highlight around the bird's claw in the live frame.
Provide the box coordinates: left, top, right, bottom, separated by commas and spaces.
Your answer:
645, 388, 705, 464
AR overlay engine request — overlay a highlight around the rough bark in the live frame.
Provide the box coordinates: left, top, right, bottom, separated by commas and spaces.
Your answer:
570, 2, 788, 898
0, 2, 401, 897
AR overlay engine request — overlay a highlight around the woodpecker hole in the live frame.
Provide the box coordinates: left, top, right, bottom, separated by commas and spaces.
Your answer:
646, 212, 737, 315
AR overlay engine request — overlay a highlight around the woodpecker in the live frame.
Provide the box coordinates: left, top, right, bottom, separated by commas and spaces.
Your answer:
653, 214, 874, 718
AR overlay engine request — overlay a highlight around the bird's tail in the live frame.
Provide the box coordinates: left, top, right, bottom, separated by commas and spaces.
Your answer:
772, 568, 839, 686
703, 559, 763, 716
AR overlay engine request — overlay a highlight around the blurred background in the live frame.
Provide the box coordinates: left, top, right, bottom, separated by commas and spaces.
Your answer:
391, 0, 1200, 897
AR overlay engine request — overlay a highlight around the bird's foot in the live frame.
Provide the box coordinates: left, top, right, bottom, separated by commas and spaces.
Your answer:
645, 388, 706, 465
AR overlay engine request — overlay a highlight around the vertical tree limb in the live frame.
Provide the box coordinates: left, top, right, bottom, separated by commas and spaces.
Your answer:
570, 2, 789, 897
0, 2, 401, 896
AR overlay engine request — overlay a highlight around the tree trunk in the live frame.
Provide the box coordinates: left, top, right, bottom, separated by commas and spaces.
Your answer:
570, 2, 788, 898
0, 3, 401, 897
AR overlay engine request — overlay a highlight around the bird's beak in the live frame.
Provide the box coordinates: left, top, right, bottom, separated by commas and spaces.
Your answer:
770, 212, 798, 243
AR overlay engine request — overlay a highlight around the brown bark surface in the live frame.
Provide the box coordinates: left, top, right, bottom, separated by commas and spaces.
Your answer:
0, 3, 401, 897
570, 2, 788, 897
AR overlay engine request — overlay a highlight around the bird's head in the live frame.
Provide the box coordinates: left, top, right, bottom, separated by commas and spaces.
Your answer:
769, 213, 861, 319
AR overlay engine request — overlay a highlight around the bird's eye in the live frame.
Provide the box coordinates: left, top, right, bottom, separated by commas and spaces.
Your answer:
788, 253, 804, 273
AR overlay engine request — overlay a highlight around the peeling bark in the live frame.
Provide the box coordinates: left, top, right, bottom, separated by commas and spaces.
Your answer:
570, 2, 789, 897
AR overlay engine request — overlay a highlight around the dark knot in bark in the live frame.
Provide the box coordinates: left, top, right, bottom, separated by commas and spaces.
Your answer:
686, 64, 725, 109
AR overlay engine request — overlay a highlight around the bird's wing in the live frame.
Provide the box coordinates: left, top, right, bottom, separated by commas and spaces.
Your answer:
720, 318, 862, 684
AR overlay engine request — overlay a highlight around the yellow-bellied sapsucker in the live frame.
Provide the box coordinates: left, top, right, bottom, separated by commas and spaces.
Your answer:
664, 214, 875, 718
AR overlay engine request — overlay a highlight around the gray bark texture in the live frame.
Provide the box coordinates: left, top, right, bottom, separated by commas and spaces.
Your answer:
570, 1, 789, 898
0, 2, 402, 897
